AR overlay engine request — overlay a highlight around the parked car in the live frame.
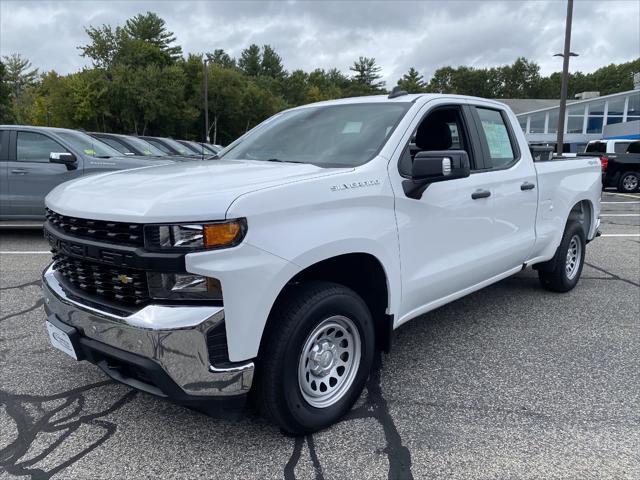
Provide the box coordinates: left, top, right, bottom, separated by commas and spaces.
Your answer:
140, 136, 201, 157
0, 126, 173, 220
41, 93, 601, 433
599, 141, 640, 192
176, 139, 219, 156
89, 132, 168, 157
584, 139, 638, 155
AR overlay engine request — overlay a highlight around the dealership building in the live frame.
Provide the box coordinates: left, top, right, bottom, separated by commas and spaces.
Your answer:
499, 78, 640, 152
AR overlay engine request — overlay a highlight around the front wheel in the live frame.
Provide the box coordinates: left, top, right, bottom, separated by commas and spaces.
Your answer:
537, 220, 586, 292
255, 281, 375, 434
617, 171, 640, 193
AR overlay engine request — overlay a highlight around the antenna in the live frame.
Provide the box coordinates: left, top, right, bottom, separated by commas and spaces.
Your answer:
388, 86, 408, 99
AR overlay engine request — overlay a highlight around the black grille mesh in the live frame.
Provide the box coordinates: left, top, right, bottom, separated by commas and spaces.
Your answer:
46, 208, 144, 247
206, 322, 230, 366
52, 250, 149, 306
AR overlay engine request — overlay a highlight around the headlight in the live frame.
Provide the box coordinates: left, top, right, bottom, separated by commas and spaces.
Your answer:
147, 272, 222, 301
144, 219, 246, 251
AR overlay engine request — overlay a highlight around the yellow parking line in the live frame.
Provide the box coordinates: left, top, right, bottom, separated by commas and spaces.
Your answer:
604, 192, 640, 200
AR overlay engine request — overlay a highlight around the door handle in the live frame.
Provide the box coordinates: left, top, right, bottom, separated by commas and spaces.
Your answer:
471, 189, 491, 200
10, 168, 29, 175
521, 182, 536, 191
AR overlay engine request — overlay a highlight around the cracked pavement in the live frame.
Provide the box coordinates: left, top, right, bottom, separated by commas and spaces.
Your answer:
1, 192, 639, 479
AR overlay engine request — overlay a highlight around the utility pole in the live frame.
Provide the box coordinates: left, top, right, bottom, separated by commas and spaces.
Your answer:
554, 0, 576, 155
203, 57, 210, 143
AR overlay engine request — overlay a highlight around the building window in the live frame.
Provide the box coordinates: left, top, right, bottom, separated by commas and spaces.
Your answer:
518, 116, 527, 132
586, 100, 605, 134
547, 109, 559, 134
605, 96, 625, 125
566, 104, 585, 134
529, 113, 546, 133
627, 93, 640, 121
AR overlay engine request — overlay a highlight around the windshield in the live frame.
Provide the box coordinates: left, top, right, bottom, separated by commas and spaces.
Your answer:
159, 138, 195, 156
124, 136, 167, 156
57, 131, 123, 158
220, 103, 411, 167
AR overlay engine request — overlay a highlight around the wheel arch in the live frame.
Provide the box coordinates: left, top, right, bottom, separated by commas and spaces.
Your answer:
262, 252, 394, 355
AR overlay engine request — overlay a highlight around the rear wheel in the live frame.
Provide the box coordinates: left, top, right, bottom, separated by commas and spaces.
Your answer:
617, 171, 640, 193
537, 220, 586, 292
256, 281, 375, 434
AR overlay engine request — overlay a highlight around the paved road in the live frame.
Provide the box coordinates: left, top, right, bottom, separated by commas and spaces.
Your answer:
1, 192, 639, 479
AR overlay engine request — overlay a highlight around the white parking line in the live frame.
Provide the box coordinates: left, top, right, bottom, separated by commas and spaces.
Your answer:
0, 251, 51, 254
601, 201, 640, 204
600, 214, 640, 217
600, 234, 640, 237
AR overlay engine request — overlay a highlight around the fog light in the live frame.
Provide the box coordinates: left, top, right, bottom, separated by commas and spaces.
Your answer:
147, 272, 222, 301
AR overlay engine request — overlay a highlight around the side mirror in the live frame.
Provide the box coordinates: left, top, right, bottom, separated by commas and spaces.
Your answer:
403, 150, 470, 199
49, 152, 78, 170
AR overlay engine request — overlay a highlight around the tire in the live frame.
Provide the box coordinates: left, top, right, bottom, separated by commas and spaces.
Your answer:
255, 281, 375, 434
617, 171, 640, 193
537, 221, 586, 293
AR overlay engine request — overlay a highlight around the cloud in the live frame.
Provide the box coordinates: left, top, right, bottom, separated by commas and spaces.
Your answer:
1, 0, 638, 85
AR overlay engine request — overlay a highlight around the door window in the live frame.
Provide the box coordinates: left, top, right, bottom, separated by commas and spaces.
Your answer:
475, 108, 516, 169
399, 106, 475, 175
17, 132, 66, 162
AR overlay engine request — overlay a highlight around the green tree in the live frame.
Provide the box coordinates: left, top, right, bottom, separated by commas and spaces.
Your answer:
261, 45, 285, 78
209, 49, 236, 69
0, 61, 14, 123
124, 12, 182, 61
397, 67, 426, 93
2, 53, 39, 123
349, 57, 385, 93
238, 44, 261, 76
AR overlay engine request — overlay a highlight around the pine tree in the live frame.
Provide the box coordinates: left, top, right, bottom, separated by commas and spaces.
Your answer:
397, 67, 426, 93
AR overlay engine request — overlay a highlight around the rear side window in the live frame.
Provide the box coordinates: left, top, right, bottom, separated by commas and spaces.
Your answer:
585, 142, 605, 153
476, 108, 516, 169
17, 132, 65, 162
613, 142, 630, 154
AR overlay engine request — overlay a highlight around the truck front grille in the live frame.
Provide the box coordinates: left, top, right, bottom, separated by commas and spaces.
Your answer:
52, 250, 149, 306
46, 208, 144, 247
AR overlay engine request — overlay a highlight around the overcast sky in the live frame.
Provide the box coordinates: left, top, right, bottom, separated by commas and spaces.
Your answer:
1, 0, 638, 85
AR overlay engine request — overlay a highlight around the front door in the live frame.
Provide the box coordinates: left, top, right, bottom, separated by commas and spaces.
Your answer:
390, 100, 536, 325
7, 131, 80, 218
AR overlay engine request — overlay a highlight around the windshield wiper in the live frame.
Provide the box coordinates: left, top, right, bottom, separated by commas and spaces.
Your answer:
265, 158, 303, 164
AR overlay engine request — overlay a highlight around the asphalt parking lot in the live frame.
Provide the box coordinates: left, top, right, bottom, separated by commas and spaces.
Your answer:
1, 191, 638, 480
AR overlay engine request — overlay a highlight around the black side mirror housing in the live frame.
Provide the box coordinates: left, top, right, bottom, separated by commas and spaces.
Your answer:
49, 152, 78, 170
403, 150, 470, 199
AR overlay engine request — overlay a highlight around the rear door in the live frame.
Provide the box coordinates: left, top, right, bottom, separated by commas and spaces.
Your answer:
468, 104, 538, 269
0, 130, 9, 218
7, 130, 81, 218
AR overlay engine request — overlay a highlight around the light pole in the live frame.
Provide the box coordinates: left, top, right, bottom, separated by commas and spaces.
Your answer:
554, 0, 577, 155
203, 55, 213, 143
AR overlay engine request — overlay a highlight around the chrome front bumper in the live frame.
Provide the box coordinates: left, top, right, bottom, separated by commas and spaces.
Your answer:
42, 265, 253, 398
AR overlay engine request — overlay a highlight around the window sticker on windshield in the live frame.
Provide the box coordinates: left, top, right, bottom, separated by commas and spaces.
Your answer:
84, 149, 96, 155
481, 121, 513, 158
342, 121, 362, 134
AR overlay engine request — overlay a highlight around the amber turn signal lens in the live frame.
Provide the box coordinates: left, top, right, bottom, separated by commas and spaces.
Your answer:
203, 221, 242, 248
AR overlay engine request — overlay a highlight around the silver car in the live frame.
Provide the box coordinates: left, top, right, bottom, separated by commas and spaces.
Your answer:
0, 126, 174, 221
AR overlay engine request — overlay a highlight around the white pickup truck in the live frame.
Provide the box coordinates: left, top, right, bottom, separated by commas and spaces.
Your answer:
42, 92, 602, 434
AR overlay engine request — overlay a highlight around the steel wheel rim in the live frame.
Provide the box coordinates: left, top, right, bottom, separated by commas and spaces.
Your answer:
622, 174, 638, 191
298, 315, 361, 408
565, 234, 582, 280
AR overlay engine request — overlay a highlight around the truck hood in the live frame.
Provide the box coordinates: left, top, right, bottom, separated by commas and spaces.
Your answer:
46, 159, 346, 222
